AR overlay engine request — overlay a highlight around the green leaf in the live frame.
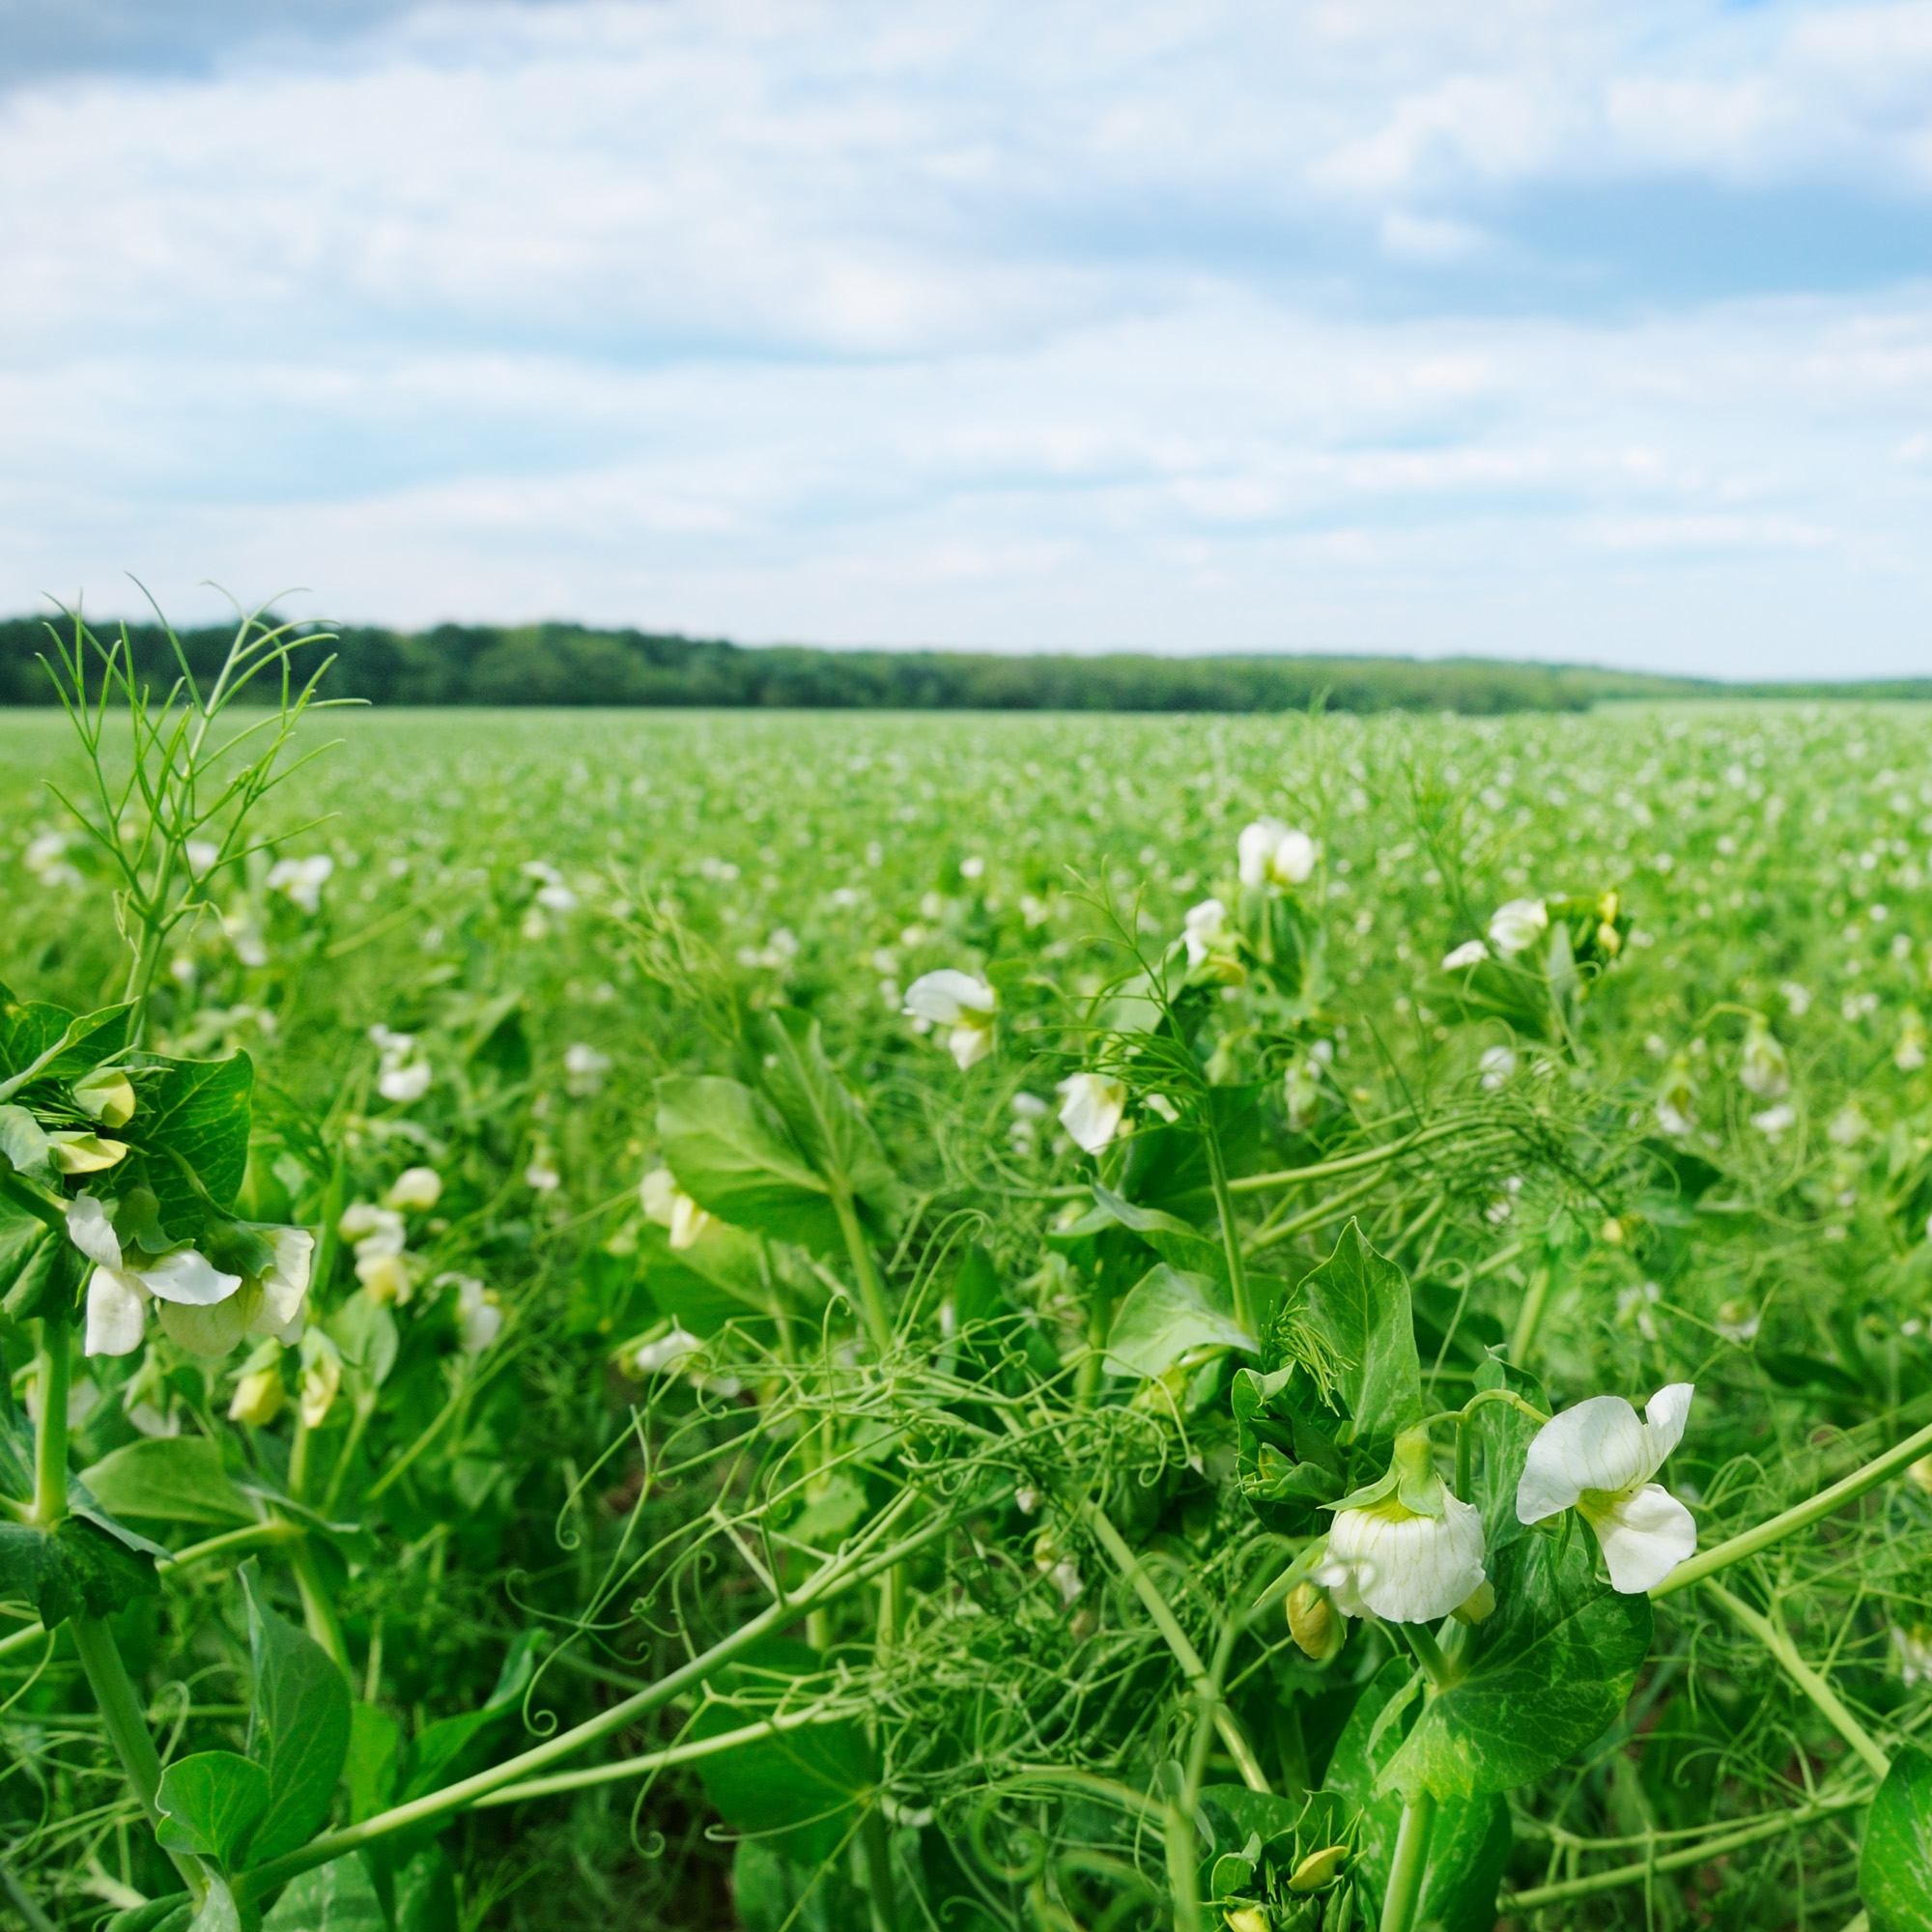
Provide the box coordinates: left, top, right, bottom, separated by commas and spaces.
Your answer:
0, 1221, 83, 1323
1378, 1532, 1653, 1800
0, 999, 133, 1094
0, 1514, 159, 1629
1422, 957, 1555, 1040
347, 1702, 401, 1822
155, 1751, 271, 1868
692, 1639, 876, 1863
755, 1008, 903, 1236
392, 1844, 459, 1932
130, 1053, 255, 1240
1861, 1743, 1932, 1932
1322, 1659, 1513, 1932
1468, 1354, 1548, 1557
242, 1561, 353, 1865
260, 1855, 385, 1931
187, 1878, 242, 1932
656, 1074, 843, 1256
0, 1105, 49, 1173
399, 1632, 538, 1804
327, 1290, 400, 1389
1104, 1264, 1255, 1378
78, 1436, 256, 1527
1090, 1184, 1229, 1282
1293, 1221, 1423, 1448
103, 1899, 192, 1932
1230, 1364, 1345, 1534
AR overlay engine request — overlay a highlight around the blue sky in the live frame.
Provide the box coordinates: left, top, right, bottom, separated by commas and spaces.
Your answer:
4, 1, 1932, 677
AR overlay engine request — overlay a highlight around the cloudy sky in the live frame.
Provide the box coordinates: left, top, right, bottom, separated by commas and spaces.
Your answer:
5, 0, 1932, 676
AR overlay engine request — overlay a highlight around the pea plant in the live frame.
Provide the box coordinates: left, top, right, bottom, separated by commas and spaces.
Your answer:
0, 628, 1928, 1931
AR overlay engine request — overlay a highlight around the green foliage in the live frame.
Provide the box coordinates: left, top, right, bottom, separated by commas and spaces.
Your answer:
1861, 1745, 1932, 1932
241, 1561, 353, 1866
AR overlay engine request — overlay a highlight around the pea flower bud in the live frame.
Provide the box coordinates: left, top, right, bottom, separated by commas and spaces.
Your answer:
71, 1068, 136, 1128
1286, 1580, 1343, 1661
228, 1367, 285, 1428
1289, 1846, 1348, 1892
1236, 819, 1317, 890
384, 1166, 443, 1211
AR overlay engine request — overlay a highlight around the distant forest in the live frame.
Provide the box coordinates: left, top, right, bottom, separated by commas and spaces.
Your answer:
2, 615, 1926, 714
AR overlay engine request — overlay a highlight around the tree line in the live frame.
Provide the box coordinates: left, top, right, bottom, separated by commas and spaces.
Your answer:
1, 615, 1923, 713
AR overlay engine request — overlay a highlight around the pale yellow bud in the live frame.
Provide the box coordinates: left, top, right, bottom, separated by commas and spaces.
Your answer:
1452, 1577, 1496, 1625
1289, 1845, 1348, 1892
1286, 1580, 1342, 1661
1224, 1911, 1269, 1932
1908, 1455, 1932, 1497
227, 1367, 285, 1428
72, 1068, 136, 1128
1600, 1216, 1625, 1246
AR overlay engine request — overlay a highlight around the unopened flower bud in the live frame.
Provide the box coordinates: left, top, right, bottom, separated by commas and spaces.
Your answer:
1288, 1845, 1348, 1892
228, 1367, 284, 1428
1907, 1454, 1932, 1497
1224, 1911, 1269, 1932
1452, 1577, 1496, 1624
1286, 1580, 1342, 1661
72, 1068, 137, 1128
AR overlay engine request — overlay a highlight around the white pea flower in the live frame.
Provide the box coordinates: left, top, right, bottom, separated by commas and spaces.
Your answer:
1750, 1103, 1797, 1138
1739, 1018, 1790, 1099
1182, 897, 1237, 971
1441, 939, 1489, 971
564, 1042, 612, 1094
379, 1060, 433, 1104
1892, 1624, 1932, 1687
341, 1203, 407, 1254
640, 1167, 713, 1249
1516, 1384, 1697, 1594
162, 1224, 315, 1355
1479, 1045, 1517, 1089
1237, 819, 1318, 890
1056, 1072, 1128, 1155
384, 1166, 443, 1211
438, 1273, 502, 1353
1488, 897, 1549, 956
299, 1330, 343, 1428
86, 1249, 243, 1358
635, 1325, 703, 1376
902, 970, 998, 1070
1656, 1059, 1696, 1139
267, 854, 334, 915
1315, 1429, 1488, 1625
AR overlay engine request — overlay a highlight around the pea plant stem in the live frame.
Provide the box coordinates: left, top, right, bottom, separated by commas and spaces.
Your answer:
31, 1320, 70, 1527
1378, 1790, 1435, 1932
833, 1184, 894, 1355
1080, 1502, 1271, 1794
1653, 1413, 1932, 1599
1226, 1120, 1483, 1195
1500, 1787, 1870, 1910
1703, 1582, 1890, 1779
232, 1493, 959, 1906
30, 1321, 207, 1898
1203, 1127, 1253, 1334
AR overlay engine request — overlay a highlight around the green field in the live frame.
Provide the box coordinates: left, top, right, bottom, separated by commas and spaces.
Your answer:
3, 692, 1931, 1931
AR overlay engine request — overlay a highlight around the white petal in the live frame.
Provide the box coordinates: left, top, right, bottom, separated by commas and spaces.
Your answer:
137, 1249, 243, 1307
1517, 1396, 1648, 1522
1635, 1383, 1694, 1484
1237, 820, 1284, 888
66, 1195, 123, 1270
85, 1266, 148, 1356
259, 1228, 314, 1327
1583, 1483, 1697, 1593
1441, 939, 1488, 971
639, 1168, 678, 1226
1273, 830, 1317, 884
1057, 1073, 1127, 1154
1324, 1494, 1487, 1625
949, 1021, 994, 1070
903, 970, 995, 1026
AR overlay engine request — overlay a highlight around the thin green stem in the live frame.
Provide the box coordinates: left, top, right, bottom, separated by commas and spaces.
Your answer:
1508, 1263, 1552, 1364
1654, 1415, 1932, 1599
1082, 1502, 1270, 1794
1704, 1582, 1890, 1779
1227, 1121, 1484, 1195
69, 1617, 206, 1901
1378, 1791, 1435, 1932
833, 1185, 893, 1354
32, 1321, 71, 1527
232, 1496, 955, 1905
1500, 1789, 1870, 1910
1402, 1623, 1451, 1690
861, 1806, 900, 1932
1203, 1128, 1252, 1334
288, 1540, 350, 1673
1163, 1802, 1203, 1932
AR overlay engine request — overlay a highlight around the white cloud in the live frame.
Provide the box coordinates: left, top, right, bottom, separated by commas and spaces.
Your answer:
3, 0, 1932, 675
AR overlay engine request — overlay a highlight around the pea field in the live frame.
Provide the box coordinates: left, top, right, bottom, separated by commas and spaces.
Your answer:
1, 620, 1929, 1932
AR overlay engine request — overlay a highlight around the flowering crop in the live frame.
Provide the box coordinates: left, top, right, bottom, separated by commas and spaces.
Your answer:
0, 640, 1928, 1930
